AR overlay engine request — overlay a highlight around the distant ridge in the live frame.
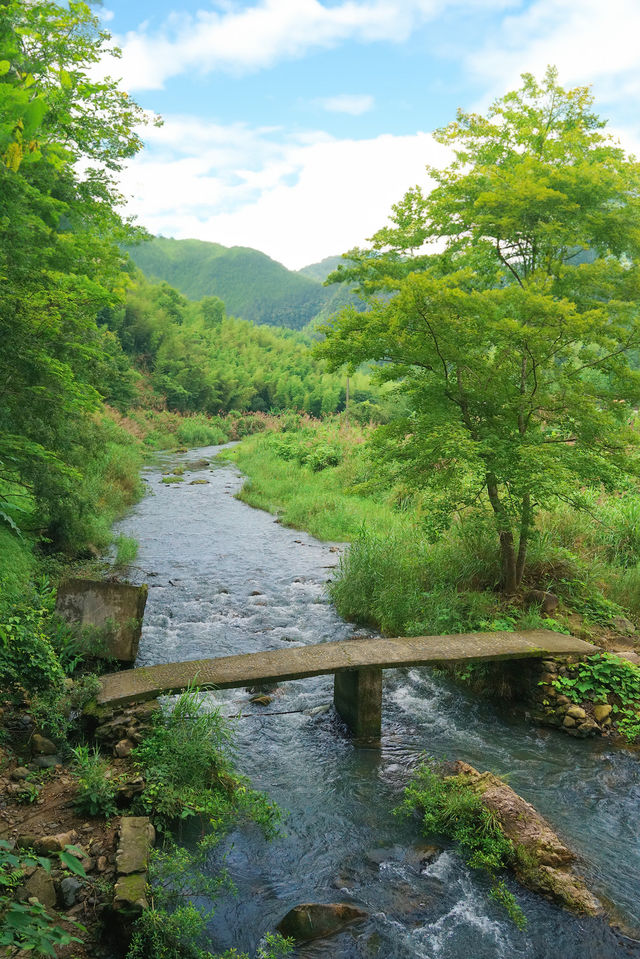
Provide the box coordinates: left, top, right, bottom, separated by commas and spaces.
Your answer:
297, 255, 346, 283
127, 237, 355, 330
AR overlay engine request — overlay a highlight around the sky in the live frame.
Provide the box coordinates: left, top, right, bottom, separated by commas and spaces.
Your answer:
99, 0, 640, 270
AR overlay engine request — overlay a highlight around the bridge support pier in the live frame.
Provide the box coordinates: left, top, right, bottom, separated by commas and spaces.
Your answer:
333, 668, 382, 742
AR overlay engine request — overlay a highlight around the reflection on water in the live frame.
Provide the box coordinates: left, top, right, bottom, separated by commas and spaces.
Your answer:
115, 446, 640, 959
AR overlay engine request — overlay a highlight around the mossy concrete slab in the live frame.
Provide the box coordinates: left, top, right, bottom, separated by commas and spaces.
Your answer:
116, 817, 155, 875
114, 873, 148, 914
96, 630, 598, 708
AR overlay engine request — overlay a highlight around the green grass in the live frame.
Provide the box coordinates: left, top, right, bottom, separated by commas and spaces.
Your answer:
0, 525, 35, 613
221, 421, 640, 638
114, 534, 139, 566
220, 422, 408, 543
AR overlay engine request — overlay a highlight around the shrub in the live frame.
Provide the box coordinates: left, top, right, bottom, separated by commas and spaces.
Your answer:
72, 745, 118, 818
30, 674, 101, 745
552, 654, 640, 742
0, 599, 65, 695
0, 839, 86, 956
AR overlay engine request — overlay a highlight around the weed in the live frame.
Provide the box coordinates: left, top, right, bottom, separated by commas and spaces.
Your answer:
0, 840, 86, 956
114, 534, 139, 566
552, 653, 640, 742
72, 745, 118, 818
132, 686, 281, 835
490, 880, 527, 930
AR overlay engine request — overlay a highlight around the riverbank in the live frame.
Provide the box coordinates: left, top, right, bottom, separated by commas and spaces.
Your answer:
0, 413, 292, 959
220, 422, 640, 744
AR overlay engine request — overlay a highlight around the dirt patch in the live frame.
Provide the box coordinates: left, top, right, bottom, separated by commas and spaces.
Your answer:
0, 707, 132, 959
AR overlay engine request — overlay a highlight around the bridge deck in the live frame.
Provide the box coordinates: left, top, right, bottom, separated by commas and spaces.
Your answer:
97, 629, 597, 708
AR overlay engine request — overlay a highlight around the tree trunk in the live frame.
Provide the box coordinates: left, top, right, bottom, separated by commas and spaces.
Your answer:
486, 475, 518, 595
515, 492, 532, 589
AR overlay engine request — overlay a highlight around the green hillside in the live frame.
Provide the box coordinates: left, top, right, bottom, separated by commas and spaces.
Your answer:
297, 255, 346, 282
127, 237, 355, 330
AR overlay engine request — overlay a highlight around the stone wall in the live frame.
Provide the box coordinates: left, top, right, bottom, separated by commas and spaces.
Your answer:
526, 657, 611, 738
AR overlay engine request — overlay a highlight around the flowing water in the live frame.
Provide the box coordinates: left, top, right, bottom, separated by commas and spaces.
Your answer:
115, 445, 640, 959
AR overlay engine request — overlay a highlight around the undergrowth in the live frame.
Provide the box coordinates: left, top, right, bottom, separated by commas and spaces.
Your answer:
223, 420, 640, 638
125, 688, 288, 959
552, 654, 640, 742
131, 686, 281, 835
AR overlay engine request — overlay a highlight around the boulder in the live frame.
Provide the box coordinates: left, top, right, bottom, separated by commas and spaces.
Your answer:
114, 739, 134, 758
20, 868, 56, 909
31, 734, 57, 756
59, 875, 84, 908
277, 903, 367, 941
33, 755, 62, 770
566, 705, 586, 721
450, 762, 601, 916
33, 831, 78, 855
526, 590, 559, 615
593, 704, 612, 722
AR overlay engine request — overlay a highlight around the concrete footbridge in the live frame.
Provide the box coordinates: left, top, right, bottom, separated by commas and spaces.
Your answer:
96, 629, 597, 741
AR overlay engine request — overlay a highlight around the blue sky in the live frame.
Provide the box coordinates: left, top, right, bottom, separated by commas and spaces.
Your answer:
100, 0, 640, 269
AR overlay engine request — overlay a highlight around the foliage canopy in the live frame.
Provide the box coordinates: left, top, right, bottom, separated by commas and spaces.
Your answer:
320, 69, 640, 592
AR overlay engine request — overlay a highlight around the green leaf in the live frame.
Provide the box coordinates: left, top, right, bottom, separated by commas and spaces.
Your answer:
0, 61, 10, 76
58, 847, 86, 877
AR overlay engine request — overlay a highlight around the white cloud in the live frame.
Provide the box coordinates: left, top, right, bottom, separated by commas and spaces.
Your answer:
467, 0, 640, 116
118, 117, 450, 268
108, 0, 512, 91
318, 93, 375, 115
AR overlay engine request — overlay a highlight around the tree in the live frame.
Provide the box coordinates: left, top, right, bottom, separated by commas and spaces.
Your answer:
319, 69, 640, 594
0, 0, 152, 546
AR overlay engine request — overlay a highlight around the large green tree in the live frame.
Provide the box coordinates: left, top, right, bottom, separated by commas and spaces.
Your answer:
0, 0, 151, 546
319, 69, 640, 594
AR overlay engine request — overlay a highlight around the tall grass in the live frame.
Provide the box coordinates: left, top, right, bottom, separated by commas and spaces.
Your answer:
224, 420, 640, 635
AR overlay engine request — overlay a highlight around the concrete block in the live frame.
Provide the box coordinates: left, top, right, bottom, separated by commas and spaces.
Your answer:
334, 667, 382, 742
56, 579, 147, 663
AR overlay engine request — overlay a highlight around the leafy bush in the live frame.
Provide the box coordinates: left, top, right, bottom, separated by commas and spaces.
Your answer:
132, 687, 281, 834
0, 599, 65, 694
553, 654, 640, 742
30, 674, 101, 745
72, 745, 118, 817
0, 839, 86, 956
397, 762, 514, 872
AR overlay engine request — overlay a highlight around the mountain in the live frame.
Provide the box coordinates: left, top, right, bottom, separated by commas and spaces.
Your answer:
297, 255, 346, 282
126, 237, 355, 330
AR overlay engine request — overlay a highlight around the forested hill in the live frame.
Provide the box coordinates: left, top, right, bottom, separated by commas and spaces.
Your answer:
127, 237, 356, 330
296, 255, 345, 282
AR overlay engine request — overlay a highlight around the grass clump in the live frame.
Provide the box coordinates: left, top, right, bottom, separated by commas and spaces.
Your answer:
72, 745, 118, 818
114, 534, 139, 566
131, 686, 281, 835
127, 836, 293, 959
397, 761, 526, 929
125, 688, 290, 959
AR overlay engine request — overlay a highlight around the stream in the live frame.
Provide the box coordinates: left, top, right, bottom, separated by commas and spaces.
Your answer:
115, 445, 640, 959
